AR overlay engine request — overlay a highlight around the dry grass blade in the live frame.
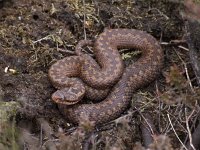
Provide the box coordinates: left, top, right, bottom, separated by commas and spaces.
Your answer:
167, 114, 188, 150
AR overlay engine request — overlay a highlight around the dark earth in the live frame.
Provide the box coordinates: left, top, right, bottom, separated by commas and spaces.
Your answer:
0, 0, 200, 150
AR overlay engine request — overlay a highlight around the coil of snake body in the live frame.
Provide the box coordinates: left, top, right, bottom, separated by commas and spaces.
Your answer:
48, 29, 164, 125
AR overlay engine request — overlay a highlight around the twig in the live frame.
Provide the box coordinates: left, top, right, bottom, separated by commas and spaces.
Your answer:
140, 113, 159, 148
82, 0, 87, 40
185, 21, 200, 86
32, 35, 53, 44
160, 41, 189, 51
185, 108, 196, 150
174, 48, 195, 93
185, 108, 200, 150
155, 81, 163, 134
148, 8, 169, 20
178, 45, 189, 51
40, 122, 43, 148
57, 48, 76, 55
186, 121, 200, 150
160, 39, 186, 45
37, 118, 57, 150
167, 113, 188, 150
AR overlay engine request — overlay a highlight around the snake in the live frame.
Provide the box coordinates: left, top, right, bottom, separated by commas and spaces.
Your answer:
48, 29, 164, 125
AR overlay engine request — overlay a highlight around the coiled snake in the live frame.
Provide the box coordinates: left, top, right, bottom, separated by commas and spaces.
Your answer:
48, 29, 164, 125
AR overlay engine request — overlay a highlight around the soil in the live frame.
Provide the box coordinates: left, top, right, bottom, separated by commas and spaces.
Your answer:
0, 0, 199, 150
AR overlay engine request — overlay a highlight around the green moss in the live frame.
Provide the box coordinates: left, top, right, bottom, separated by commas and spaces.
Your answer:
0, 102, 21, 150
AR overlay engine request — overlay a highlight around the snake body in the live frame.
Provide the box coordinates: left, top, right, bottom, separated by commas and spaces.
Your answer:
48, 29, 164, 125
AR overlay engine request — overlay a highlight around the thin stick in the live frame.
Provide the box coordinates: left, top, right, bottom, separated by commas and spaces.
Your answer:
185, 108, 196, 150
140, 113, 158, 148
186, 121, 200, 150
174, 48, 195, 93
160, 42, 189, 51
185, 21, 200, 86
57, 48, 76, 55
82, 0, 87, 40
178, 45, 189, 51
167, 114, 188, 150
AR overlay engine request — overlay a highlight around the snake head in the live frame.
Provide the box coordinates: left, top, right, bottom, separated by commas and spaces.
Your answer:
52, 88, 83, 105
52, 91, 65, 103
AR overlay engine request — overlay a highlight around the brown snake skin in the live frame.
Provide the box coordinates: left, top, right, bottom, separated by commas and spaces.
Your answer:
48, 29, 164, 125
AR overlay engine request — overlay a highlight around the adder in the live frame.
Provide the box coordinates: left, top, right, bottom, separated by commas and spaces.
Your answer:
48, 28, 164, 125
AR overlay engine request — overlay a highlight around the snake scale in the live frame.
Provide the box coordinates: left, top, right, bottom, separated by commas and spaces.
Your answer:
48, 29, 164, 125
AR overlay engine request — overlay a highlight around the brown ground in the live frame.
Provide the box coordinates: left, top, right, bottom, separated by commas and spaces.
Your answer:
0, 0, 199, 150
